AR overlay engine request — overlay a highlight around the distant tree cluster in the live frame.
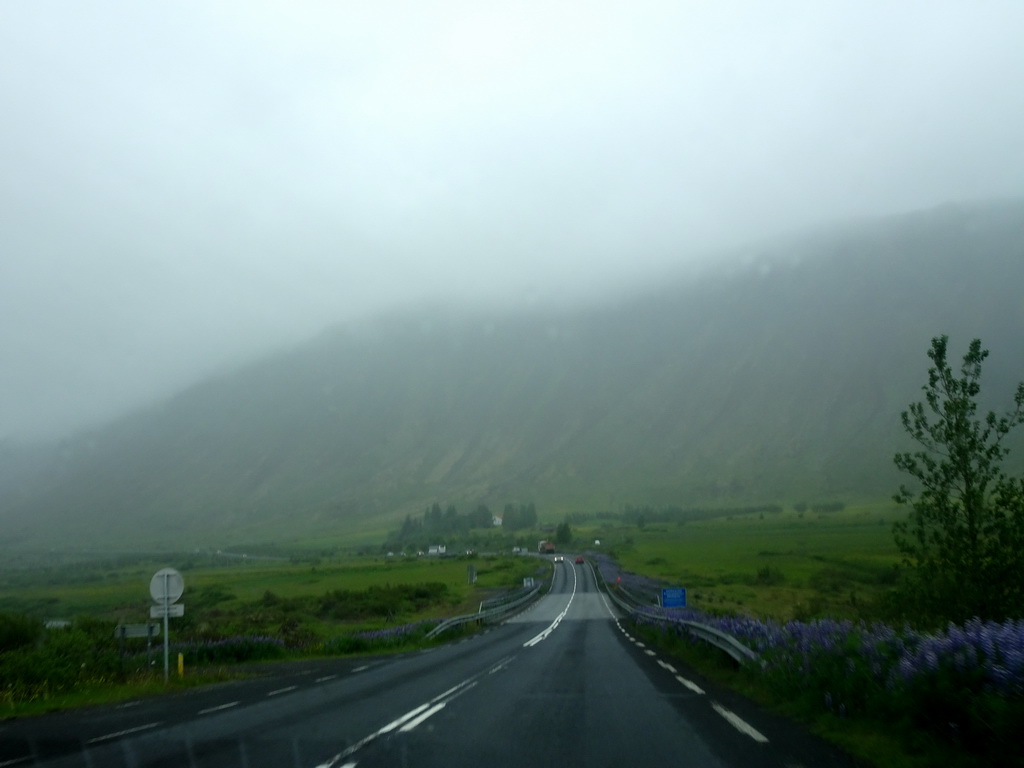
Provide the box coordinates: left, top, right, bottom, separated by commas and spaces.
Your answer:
500, 501, 538, 531
793, 502, 846, 514
611, 503, 783, 527
389, 500, 538, 545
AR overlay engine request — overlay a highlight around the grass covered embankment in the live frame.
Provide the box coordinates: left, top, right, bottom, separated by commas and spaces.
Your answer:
0, 551, 546, 717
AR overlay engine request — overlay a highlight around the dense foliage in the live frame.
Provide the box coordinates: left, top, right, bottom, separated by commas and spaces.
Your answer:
0, 612, 43, 652
389, 501, 539, 547
0, 619, 123, 705
893, 336, 1024, 623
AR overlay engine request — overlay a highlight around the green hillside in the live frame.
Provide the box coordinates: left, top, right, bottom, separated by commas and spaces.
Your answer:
3, 200, 1024, 551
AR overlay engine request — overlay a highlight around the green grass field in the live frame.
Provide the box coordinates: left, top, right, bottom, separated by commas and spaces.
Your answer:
1, 501, 906, 627
575, 501, 904, 621
0, 552, 544, 633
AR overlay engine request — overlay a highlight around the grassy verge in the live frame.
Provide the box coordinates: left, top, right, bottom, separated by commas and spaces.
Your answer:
629, 621, 951, 768
572, 502, 902, 621
2, 668, 244, 719
0, 553, 549, 717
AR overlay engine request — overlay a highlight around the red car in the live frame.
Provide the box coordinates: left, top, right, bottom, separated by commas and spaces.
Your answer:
575, 556, 584, 564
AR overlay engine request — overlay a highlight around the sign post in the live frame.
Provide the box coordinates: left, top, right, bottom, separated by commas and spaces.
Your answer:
150, 568, 184, 682
660, 587, 687, 608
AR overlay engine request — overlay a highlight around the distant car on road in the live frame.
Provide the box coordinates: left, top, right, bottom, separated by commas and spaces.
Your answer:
575, 556, 584, 564
554, 555, 564, 562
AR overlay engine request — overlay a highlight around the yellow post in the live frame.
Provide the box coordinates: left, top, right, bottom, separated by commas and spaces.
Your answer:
177, 652, 184, 677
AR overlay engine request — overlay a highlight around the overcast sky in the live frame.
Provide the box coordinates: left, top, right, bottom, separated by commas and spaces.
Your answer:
2, 1, 1023, 440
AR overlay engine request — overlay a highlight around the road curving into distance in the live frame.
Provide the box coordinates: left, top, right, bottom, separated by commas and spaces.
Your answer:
0, 558, 863, 768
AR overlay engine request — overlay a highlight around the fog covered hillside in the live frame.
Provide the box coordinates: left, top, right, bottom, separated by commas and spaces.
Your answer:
3, 200, 1024, 551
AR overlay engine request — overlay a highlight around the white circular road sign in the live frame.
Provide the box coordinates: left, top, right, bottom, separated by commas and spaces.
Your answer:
150, 568, 184, 603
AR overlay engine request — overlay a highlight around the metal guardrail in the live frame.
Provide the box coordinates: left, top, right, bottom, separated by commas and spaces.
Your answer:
425, 583, 543, 640
631, 606, 758, 665
591, 560, 758, 666
478, 587, 534, 613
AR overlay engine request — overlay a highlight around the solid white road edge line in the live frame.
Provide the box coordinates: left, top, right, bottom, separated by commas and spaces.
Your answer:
712, 702, 769, 743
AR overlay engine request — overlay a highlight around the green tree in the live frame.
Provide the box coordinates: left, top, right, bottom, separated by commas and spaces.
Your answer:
893, 335, 1024, 623
555, 521, 572, 546
469, 504, 492, 528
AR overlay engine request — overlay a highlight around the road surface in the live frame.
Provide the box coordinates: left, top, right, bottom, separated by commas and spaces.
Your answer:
0, 560, 862, 767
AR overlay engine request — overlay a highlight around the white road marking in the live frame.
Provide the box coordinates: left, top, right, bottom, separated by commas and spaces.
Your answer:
316, 675, 338, 683
115, 700, 141, 709
352, 665, 369, 672
635, 642, 646, 648
267, 685, 298, 697
0, 756, 32, 767
712, 702, 769, 742
315, 678, 481, 766
644, 649, 656, 656
488, 656, 515, 674
657, 661, 677, 674
524, 565, 577, 647
398, 702, 446, 732
676, 675, 705, 695
432, 679, 475, 702
198, 701, 239, 715
377, 703, 431, 735
86, 722, 161, 744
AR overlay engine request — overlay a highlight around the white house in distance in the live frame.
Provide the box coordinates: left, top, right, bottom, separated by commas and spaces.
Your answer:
492, 515, 503, 527
428, 545, 447, 556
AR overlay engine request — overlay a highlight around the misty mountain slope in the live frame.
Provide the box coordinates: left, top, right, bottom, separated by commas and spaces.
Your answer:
4, 201, 1024, 551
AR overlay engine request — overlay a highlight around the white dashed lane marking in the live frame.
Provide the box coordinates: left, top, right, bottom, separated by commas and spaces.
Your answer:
198, 701, 239, 715
712, 702, 768, 743
676, 675, 705, 695
86, 722, 161, 744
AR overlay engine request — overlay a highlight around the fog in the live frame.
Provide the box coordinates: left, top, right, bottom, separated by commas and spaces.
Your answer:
2, 1, 1023, 440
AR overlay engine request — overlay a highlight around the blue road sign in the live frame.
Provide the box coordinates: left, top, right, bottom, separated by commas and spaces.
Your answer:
661, 587, 687, 608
